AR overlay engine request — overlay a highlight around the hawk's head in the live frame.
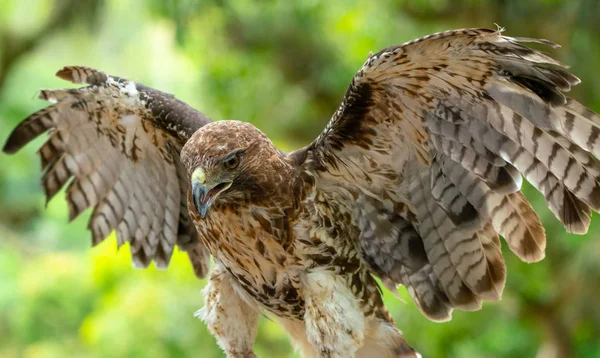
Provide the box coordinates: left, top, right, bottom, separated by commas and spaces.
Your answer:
181, 120, 286, 218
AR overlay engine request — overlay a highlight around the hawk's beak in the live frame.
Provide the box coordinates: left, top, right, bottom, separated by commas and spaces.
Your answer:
191, 168, 232, 219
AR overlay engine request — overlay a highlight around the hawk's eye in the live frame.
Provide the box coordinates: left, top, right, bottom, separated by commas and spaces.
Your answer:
223, 153, 241, 170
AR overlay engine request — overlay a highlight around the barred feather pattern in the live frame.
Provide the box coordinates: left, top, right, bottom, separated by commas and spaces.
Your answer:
6, 28, 600, 357
3, 66, 212, 276
303, 28, 600, 322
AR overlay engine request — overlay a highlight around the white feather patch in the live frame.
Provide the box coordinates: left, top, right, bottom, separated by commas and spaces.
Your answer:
121, 80, 138, 97
118, 114, 139, 128
302, 269, 365, 358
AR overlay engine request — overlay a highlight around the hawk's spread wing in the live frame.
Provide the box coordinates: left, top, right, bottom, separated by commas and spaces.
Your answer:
299, 29, 600, 320
4, 66, 212, 278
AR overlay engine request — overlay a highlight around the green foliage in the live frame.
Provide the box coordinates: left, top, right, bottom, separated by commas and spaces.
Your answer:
1, 0, 600, 357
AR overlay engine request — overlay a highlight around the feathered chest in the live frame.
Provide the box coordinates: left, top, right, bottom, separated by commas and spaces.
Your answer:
192, 204, 306, 318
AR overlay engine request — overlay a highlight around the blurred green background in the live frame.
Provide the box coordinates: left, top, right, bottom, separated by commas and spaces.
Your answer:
1, 0, 600, 357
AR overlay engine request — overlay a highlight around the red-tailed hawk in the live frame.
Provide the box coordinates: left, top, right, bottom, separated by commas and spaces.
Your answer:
4, 28, 600, 358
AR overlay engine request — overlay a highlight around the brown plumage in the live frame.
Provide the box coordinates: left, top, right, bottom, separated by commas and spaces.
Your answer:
4, 28, 600, 357
3, 66, 212, 277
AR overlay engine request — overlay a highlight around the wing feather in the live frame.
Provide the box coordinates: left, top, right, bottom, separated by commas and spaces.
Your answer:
409, 166, 484, 308
356, 197, 454, 321
297, 28, 600, 320
4, 66, 212, 277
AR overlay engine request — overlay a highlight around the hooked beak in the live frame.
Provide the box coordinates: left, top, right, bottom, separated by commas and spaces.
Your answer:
191, 168, 232, 219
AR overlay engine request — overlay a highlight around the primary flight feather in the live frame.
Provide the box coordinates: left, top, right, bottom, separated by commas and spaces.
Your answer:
4, 28, 600, 358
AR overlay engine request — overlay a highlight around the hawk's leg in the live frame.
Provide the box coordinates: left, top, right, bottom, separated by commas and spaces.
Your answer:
196, 263, 259, 358
302, 269, 365, 358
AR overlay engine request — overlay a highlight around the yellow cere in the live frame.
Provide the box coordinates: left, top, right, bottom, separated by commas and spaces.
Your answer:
192, 167, 206, 184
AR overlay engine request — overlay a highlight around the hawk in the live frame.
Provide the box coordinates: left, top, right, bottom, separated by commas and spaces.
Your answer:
4, 28, 600, 358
